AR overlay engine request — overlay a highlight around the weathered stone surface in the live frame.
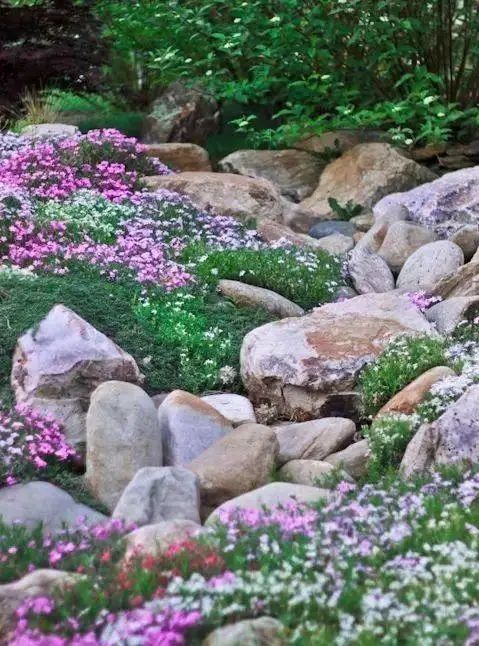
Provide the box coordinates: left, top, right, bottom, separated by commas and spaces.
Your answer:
278, 459, 338, 486
86, 381, 162, 511
201, 394, 256, 426
273, 419, 356, 466
300, 143, 435, 220
377, 221, 438, 273
0, 570, 81, 639
374, 167, 479, 233
142, 82, 219, 144
451, 224, 479, 261
401, 385, 479, 477
158, 390, 233, 466
22, 123, 79, 138
355, 206, 410, 254
376, 366, 455, 417
124, 519, 203, 560
0, 482, 106, 532
296, 129, 385, 155
256, 219, 328, 251
112, 467, 201, 526
145, 172, 286, 224
309, 220, 356, 239
350, 213, 374, 232
218, 149, 323, 202
206, 482, 332, 526
430, 258, 479, 298
396, 241, 464, 291
203, 617, 286, 646
218, 279, 304, 318
313, 233, 355, 255
348, 248, 395, 294
188, 424, 278, 509
145, 143, 212, 171
425, 296, 479, 333
241, 293, 434, 418
11, 305, 141, 450
324, 439, 371, 479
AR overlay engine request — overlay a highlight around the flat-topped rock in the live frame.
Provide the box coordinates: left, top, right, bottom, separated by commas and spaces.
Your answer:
218, 279, 304, 318
145, 143, 211, 171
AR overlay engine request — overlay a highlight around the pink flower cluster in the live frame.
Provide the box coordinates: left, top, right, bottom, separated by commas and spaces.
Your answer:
0, 129, 169, 202
407, 290, 442, 312
0, 404, 76, 485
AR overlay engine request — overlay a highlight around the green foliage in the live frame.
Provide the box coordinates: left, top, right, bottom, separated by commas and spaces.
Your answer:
359, 335, 448, 418
98, 0, 479, 145
135, 288, 272, 394
0, 267, 272, 403
327, 197, 363, 221
190, 246, 344, 310
363, 415, 417, 481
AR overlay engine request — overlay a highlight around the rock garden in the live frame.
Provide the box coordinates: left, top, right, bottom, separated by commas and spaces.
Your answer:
3, 1, 479, 644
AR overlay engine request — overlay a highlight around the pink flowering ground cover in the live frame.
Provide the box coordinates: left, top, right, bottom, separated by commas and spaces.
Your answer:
3, 470, 479, 643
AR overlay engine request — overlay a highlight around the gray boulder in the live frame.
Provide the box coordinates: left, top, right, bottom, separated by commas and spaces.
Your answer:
142, 82, 219, 144
124, 519, 203, 560
201, 393, 256, 426
402, 385, 479, 477
397, 240, 464, 291
86, 381, 162, 511
0, 482, 106, 532
273, 419, 356, 466
158, 390, 233, 466
309, 220, 356, 239
425, 296, 479, 334
11, 305, 142, 451
348, 247, 395, 294
451, 224, 479, 261
112, 467, 201, 527
313, 233, 355, 255
278, 460, 347, 487
324, 439, 371, 479
22, 123, 79, 138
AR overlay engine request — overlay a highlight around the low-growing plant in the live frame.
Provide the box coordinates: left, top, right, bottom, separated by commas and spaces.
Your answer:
191, 246, 344, 310
327, 197, 363, 221
363, 414, 417, 482
359, 335, 448, 418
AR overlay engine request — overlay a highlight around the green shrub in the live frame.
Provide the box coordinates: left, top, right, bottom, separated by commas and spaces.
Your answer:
359, 335, 448, 418
191, 246, 344, 310
77, 113, 144, 138
363, 414, 418, 482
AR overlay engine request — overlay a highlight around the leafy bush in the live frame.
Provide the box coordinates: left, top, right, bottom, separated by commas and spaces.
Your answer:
363, 414, 417, 481
359, 335, 448, 417
98, 0, 479, 145
191, 246, 344, 310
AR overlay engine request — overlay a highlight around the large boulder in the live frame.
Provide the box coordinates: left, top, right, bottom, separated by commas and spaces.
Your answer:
112, 467, 201, 527
206, 482, 332, 526
241, 293, 434, 419
430, 256, 479, 298
396, 240, 464, 291
377, 221, 438, 273
0, 481, 106, 532
11, 305, 141, 451
256, 219, 329, 251
296, 129, 385, 155
145, 143, 212, 171
278, 460, 338, 487
273, 418, 356, 466
218, 279, 304, 318
0, 570, 81, 639
188, 423, 278, 512
299, 143, 435, 220
158, 390, 233, 466
142, 82, 219, 145
451, 224, 479, 261
86, 381, 162, 511
218, 149, 323, 201
401, 385, 479, 477
203, 617, 286, 646
374, 167, 479, 235
145, 172, 289, 224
